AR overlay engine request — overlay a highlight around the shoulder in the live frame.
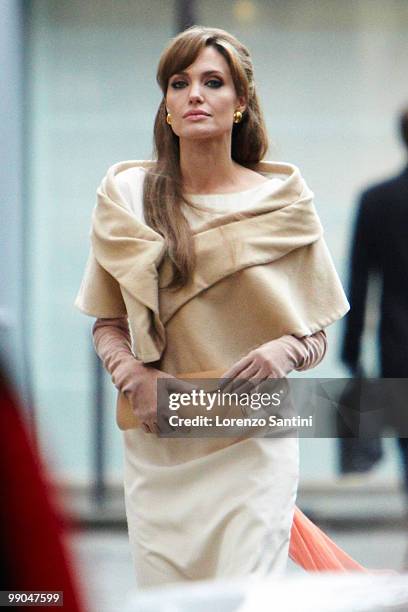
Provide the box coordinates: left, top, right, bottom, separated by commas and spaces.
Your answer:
106, 162, 152, 219
102, 160, 154, 192
115, 166, 146, 198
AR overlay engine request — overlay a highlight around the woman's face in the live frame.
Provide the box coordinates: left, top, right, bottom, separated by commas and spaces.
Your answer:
165, 45, 246, 142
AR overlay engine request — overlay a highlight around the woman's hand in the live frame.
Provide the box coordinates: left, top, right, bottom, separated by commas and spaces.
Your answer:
124, 363, 197, 435
218, 336, 301, 396
122, 362, 173, 434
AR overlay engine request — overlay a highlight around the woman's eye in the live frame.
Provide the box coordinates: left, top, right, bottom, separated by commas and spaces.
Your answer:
170, 80, 187, 89
206, 79, 223, 88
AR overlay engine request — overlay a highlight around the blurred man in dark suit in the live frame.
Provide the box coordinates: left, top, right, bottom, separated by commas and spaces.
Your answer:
341, 106, 408, 496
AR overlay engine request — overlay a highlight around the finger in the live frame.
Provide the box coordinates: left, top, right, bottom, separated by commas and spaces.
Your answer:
141, 423, 151, 434
252, 375, 270, 390
227, 366, 267, 397
157, 413, 174, 433
221, 363, 258, 394
219, 356, 253, 388
232, 380, 257, 397
150, 421, 160, 436
229, 376, 261, 399
239, 375, 272, 402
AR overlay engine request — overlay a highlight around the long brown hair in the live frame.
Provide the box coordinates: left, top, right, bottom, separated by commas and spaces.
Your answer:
143, 26, 269, 290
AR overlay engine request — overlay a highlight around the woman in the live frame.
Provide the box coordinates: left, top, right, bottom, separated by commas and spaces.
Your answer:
75, 26, 362, 587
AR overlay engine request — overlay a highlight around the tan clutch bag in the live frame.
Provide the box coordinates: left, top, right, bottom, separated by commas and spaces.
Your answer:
116, 368, 225, 430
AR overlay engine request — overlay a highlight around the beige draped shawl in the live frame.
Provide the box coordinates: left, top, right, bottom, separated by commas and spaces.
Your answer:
75, 159, 349, 376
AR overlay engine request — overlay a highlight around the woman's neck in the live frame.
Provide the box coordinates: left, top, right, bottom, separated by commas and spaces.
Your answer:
179, 137, 240, 194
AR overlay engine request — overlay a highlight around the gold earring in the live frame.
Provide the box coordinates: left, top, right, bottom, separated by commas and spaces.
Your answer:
166, 112, 172, 125
233, 110, 243, 124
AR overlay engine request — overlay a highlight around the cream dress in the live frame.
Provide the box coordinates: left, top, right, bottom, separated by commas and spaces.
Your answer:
114, 167, 299, 588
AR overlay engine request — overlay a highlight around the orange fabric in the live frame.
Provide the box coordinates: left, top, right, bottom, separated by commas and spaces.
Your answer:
290, 506, 368, 572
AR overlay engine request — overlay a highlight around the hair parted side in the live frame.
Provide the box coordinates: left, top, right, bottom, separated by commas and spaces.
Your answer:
143, 25, 269, 290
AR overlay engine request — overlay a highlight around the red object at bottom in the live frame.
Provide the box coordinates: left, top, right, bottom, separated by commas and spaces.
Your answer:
0, 367, 85, 610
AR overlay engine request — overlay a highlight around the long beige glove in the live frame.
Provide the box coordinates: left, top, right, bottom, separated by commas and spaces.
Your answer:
219, 330, 327, 387
217, 331, 328, 427
92, 317, 170, 434
275, 330, 327, 374
92, 316, 136, 388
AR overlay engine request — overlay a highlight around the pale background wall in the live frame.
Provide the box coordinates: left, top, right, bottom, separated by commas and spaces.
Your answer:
0, 1, 28, 399
26, 0, 408, 484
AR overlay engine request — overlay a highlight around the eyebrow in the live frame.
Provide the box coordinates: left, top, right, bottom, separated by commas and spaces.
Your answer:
170, 70, 224, 79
